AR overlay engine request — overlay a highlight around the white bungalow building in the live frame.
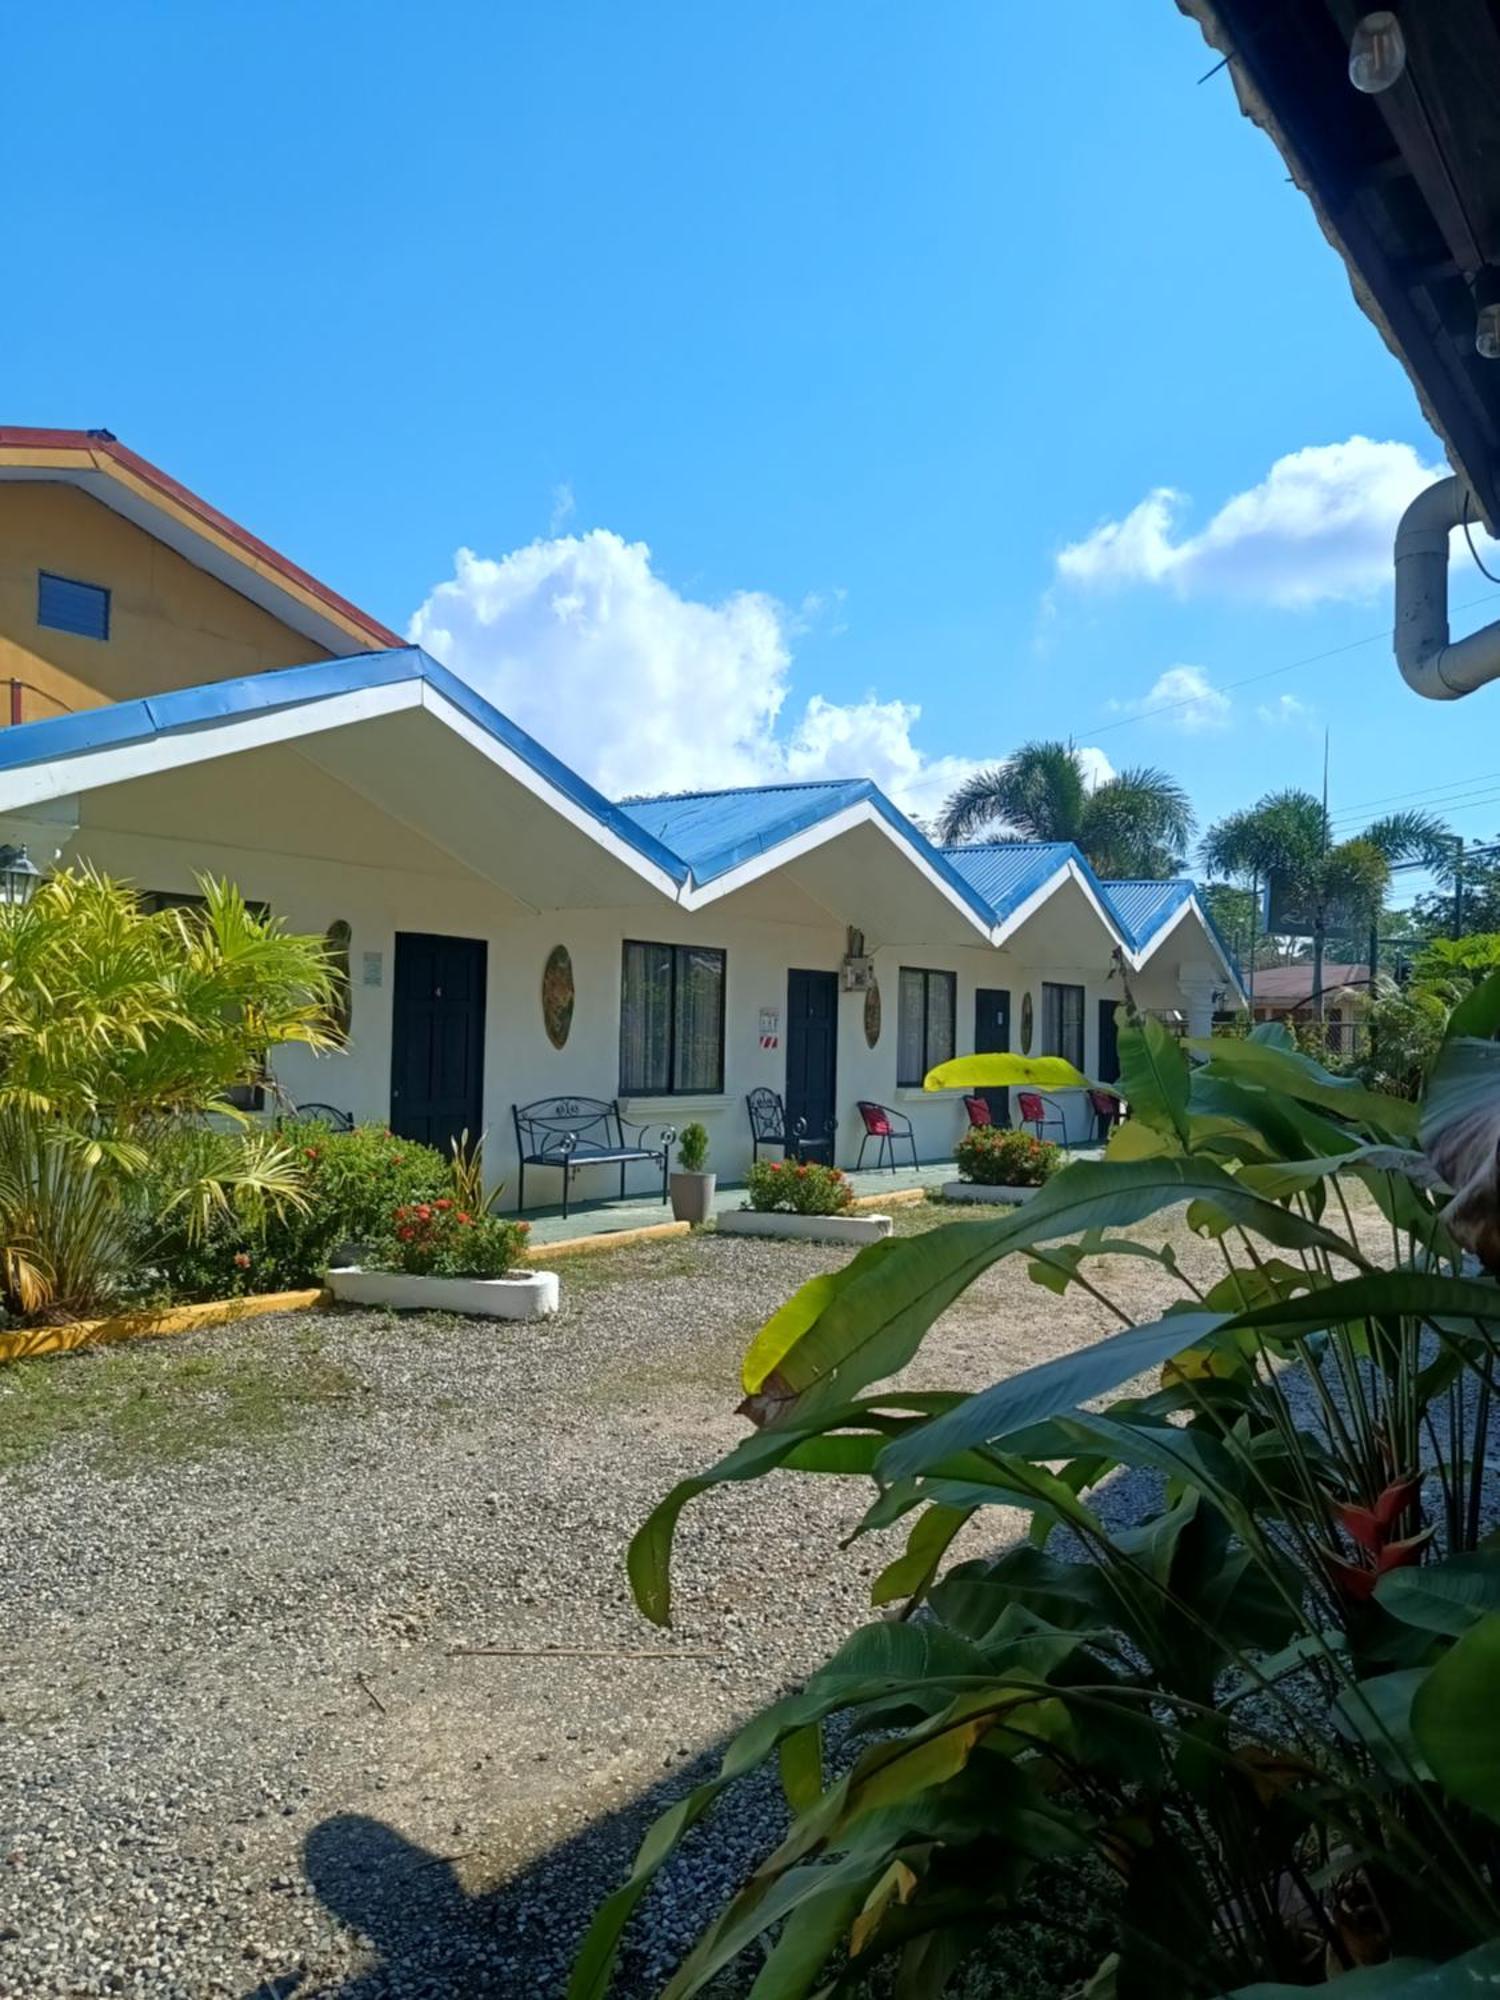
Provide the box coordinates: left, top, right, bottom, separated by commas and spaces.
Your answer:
0, 430, 1241, 1208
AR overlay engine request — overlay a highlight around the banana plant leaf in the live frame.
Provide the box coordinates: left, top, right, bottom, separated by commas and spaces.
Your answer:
740, 1158, 1361, 1419
921, 1053, 1100, 1093
1412, 1611, 1500, 1825
880, 1270, 1500, 1483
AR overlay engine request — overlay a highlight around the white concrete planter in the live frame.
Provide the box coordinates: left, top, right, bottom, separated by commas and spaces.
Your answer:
325, 1266, 560, 1320
718, 1209, 893, 1246
941, 1180, 1042, 1206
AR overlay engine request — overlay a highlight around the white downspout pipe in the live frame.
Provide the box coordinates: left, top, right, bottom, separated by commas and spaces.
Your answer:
1395, 474, 1500, 699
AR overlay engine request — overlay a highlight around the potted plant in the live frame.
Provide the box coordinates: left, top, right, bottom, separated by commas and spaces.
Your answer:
944, 1125, 1062, 1205
718, 1159, 893, 1245
325, 1199, 558, 1320
670, 1122, 716, 1225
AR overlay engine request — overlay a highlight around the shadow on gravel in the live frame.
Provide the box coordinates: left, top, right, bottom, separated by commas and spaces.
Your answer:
240, 1739, 772, 2000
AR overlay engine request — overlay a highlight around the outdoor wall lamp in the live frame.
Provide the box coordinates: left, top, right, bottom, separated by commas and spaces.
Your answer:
0, 844, 41, 905
1348, 11, 1406, 95
1475, 268, 1500, 360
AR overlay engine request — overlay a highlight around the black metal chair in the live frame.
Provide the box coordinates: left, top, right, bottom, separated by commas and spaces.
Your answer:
512, 1096, 675, 1217
746, 1087, 836, 1165
855, 1100, 918, 1172
287, 1102, 355, 1132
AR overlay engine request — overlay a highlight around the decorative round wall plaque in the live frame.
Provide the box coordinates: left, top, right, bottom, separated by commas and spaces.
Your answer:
325, 920, 353, 1045
1019, 990, 1035, 1056
542, 944, 575, 1050
863, 977, 881, 1049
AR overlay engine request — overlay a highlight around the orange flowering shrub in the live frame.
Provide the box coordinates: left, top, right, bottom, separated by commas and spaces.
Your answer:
376, 1198, 530, 1277
745, 1158, 853, 1216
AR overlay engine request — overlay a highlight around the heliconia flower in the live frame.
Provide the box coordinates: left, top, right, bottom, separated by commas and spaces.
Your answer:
233, 1251, 252, 1269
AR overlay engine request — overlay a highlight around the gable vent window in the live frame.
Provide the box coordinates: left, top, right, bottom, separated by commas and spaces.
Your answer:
37, 571, 110, 641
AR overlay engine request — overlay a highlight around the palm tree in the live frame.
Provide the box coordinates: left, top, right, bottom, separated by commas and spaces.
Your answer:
1201, 790, 1452, 1018
937, 741, 1195, 878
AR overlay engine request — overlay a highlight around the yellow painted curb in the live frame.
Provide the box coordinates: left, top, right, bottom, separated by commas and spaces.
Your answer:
523, 1219, 691, 1261
849, 1186, 928, 1211
0, 1288, 330, 1365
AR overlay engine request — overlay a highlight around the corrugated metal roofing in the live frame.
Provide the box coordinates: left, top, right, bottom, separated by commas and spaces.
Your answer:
940, 842, 1080, 922
0, 646, 689, 884
1100, 878, 1195, 950
0, 647, 1238, 984
617, 780, 997, 923
619, 781, 871, 879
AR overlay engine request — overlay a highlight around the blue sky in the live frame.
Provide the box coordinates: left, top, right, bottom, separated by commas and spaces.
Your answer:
8, 1, 1499, 873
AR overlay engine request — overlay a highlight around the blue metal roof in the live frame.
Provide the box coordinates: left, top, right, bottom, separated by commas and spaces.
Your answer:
940, 842, 1082, 923
617, 780, 997, 924
1100, 878, 1195, 950
0, 647, 688, 886
0, 649, 1236, 977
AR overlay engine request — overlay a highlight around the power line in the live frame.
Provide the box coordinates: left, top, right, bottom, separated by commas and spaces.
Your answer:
1082, 588, 1500, 742
1326, 764, 1500, 825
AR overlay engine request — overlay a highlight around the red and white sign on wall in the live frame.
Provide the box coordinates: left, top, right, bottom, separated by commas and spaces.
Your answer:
758, 1007, 779, 1050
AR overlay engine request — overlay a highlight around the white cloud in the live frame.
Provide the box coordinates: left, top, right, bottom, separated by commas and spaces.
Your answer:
407, 529, 988, 821
1108, 663, 1230, 733
1256, 691, 1313, 727
548, 481, 575, 533
1056, 437, 1448, 607
1076, 745, 1116, 790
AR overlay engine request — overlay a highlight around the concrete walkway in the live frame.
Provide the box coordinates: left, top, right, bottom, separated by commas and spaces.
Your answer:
519, 1158, 959, 1246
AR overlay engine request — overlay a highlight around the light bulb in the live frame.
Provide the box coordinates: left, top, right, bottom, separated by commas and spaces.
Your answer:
1349, 11, 1406, 94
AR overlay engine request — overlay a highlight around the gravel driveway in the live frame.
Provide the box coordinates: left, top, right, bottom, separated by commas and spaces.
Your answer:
0, 1208, 1257, 1998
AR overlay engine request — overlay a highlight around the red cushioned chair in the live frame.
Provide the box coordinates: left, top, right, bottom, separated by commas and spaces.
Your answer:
1088, 1088, 1124, 1143
1016, 1090, 1067, 1145
855, 1099, 918, 1172
963, 1093, 993, 1128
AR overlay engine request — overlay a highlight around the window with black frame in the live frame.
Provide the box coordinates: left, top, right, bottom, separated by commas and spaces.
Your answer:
144, 890, 271, 1110
1041, 981, 1085, 1069
896, 966, 956, 1086
620, 941, 726, 1095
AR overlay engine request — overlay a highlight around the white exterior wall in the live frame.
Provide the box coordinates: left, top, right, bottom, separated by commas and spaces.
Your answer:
14, 806, 1144, 1202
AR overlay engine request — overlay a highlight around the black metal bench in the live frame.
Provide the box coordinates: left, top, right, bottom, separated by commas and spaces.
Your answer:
512, 1096, 676, 1218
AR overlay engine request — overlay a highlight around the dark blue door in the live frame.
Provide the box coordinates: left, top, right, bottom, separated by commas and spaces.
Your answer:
785, 970, 838, 1157
1098, 999, 1121, 1085
974, 987, 1011, 1125
390, 932, 487, 1157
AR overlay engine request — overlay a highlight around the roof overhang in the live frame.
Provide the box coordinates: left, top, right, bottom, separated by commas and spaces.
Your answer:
0, 650, 686, 911
0, 428, 402, 655
681, 797, 997, 945
1177, 1, 1500, 529
1131, 891, 1248, 1002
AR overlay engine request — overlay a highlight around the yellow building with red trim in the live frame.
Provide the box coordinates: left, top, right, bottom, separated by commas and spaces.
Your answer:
0, 427, 399, 724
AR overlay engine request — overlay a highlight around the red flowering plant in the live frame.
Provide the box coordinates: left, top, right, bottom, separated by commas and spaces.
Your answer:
745, 1157, 853, 1216
375, 1198, 529, 1279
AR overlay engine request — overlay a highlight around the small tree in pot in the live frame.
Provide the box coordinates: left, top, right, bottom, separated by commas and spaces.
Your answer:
669, 1122, 715, 1225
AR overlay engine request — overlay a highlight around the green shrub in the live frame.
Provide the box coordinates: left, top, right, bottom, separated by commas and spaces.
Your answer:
370, 1199, 530, 1277
676, 1121, 710, 1173
131, 1121, 452, 1299
0, 870, 334, 1318
745, 1158, 853, 1215
955, 1124, 1059, 1186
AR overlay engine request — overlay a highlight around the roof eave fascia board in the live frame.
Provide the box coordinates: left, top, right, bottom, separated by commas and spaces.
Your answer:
417, 684, 683, 899
0, 680, 425, 815
0, 648, 688, 898
0, 436, 402, 654
994, 856, 1131, 956
1126, 893, 1247, 1002
677, 798, 996, 938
